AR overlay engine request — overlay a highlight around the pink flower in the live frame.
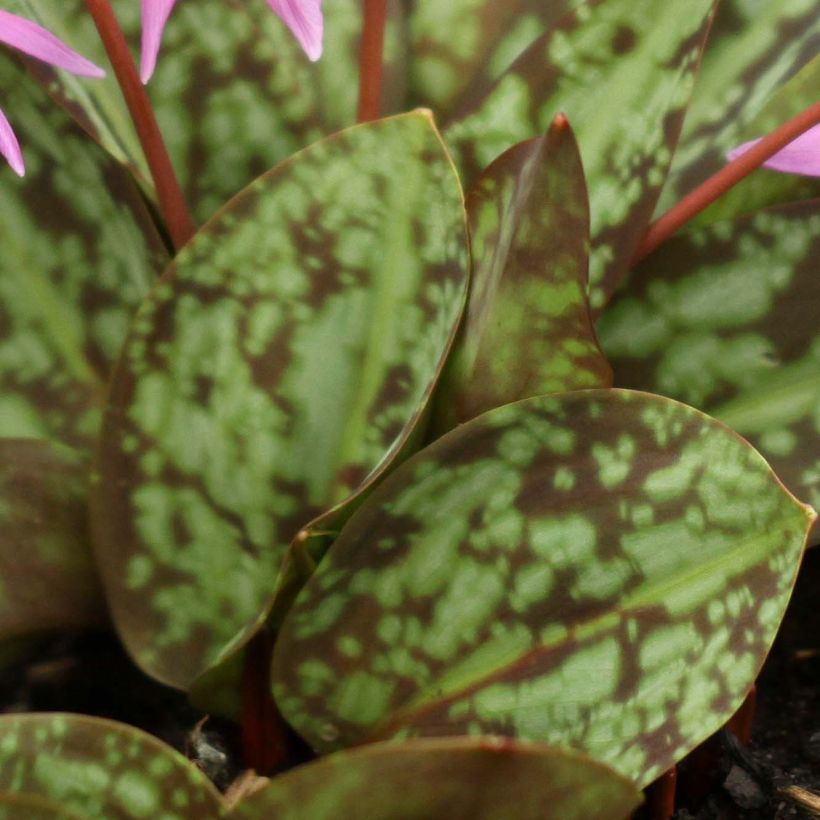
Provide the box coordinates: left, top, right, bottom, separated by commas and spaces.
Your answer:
727, 124, 820, 178
140, 0, 324, 84
0, 11, 105, 176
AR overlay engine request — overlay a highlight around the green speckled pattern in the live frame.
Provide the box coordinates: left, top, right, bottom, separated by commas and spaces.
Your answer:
0, 440, 106, 640
0, 54, 163, 451
0, 714, 225, 819
233, 738, 641, 820
434, 116, 611, 432
442, 0, 716, 309
598, 202, 820, 542
92, 112, 469, 689
272, 390, 814, 785
656, 0, 820, 218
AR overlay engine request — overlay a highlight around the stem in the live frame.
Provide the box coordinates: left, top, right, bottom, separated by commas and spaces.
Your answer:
83, 0, 196, 250
356, 0, 387, 122
634, 101, 820, 265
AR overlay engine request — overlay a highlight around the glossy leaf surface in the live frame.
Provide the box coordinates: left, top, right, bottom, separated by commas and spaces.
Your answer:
0, 714, 225, 819
442, 0, 716, 309
0, 440, 106, 639
434, 116, 610, 432
15, 0, 366, 221
93, 112, 469, 689
0, 53, 163, 451
273, 390, 813, 785
598, 202, 820, 541
656, 0, 820, 218
233, 738, 641, 820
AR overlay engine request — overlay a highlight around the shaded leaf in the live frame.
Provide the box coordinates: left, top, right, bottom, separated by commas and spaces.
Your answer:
656, 0, 820, 218
232, 738, 641, 820
0, 791, 90, 820
272, 390, 814, 786
0, 52, 164, 452
0, 713, 225, 819
442, 0, 716, 309
597, 201, 820, 542
0, 439, 106, 640
434, 115, 611, 433
92, 111, 469, 689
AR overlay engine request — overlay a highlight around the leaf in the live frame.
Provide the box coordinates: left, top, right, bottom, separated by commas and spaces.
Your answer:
0, 791, 91, 820
92, 111, 469, 689
656, 0, 820, 217
231, 738, 641, 820
0, 713, 225, 819
0, 439, 106, 640
433, 115, 611, 433
0, 52, 164, 452
442, 0, 717, 310
597, 201, 820, 542
15, 0, 369, 222
272, 390, 814, 786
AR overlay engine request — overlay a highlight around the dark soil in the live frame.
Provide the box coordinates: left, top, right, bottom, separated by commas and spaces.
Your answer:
1, 550, 818, 816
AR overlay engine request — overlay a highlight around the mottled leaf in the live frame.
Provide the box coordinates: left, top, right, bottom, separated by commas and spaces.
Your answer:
0, 792, 90, 820
15, 0, 370, 221
272, 390, 814, 786
434, 115, 611, 433
442, 0, 716, 309
92, 111, 469, 689
0, 52, 164, 452
597, 201, 820, 542
232, 738, 641, 820
656, 0, 820, 217
0, 714, 225, 819
0, 439, 106, 640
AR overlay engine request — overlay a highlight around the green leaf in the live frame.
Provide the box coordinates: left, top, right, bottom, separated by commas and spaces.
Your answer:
656, 0, 820, 218
232, 738, 641, 820
597, 201, 820, 542
0, 792, 91, 820
15, 0, 368, 222
0, 53, 164, 452
92, 111, 469, 689
0, 440, 106, 640
0, 714, 225, 819
272, 390, 814, 786
434, 115, 611, 432
442, 0, 716, 310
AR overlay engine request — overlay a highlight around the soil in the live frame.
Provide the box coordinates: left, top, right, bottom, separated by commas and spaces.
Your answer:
1, 550, 818, 818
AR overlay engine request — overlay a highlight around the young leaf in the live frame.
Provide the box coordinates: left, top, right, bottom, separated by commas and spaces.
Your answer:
92, 111, 469, 689
232, 738, 641, 820
0, 52, 164, 452
433, 115, 611, 433
0, 714, 225, 819
656, 0, 820, 217
442, 0, 717, 309
597, 201, 820, 542
272, 390, 814, 786
0, 440, 106, 640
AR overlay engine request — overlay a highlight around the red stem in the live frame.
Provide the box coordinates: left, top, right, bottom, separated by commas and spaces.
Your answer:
356, 0, 387, 122
83, 0, 196, 250
634, 101, 820, 265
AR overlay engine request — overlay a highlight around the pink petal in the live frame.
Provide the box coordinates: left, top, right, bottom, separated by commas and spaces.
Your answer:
727, 124, 820, 178
140, 0, 178, 83
0, 107, 24, 176
266, 0, 323, 61
0, 11, 104, 78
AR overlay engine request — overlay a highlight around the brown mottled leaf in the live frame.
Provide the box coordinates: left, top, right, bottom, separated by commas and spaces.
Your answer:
434, 115, 611, 433
272, 390, 814, 786
598, 201, 820, 542
0, 713, 226, 819
232, 738, 641, 820
0, 792, 90, 820
0, 440, 106, 640
92, 112, 469, 689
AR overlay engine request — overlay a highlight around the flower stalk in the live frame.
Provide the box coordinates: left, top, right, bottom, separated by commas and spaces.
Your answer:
83, 0, 195, 250
356, 0, 387, 122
